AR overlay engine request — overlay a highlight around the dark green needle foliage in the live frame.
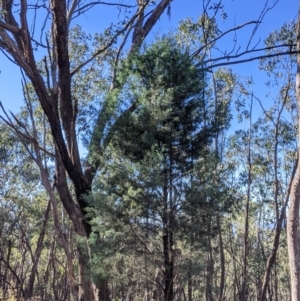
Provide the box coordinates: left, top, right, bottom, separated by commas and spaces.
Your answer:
112, 37, 218, 167
88, 37, 232, 301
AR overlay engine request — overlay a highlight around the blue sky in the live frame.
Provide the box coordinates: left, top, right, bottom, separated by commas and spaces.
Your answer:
0, 0, 298, 116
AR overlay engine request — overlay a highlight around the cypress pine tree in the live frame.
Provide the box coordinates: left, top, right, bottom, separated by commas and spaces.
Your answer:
90, 37, 231, 301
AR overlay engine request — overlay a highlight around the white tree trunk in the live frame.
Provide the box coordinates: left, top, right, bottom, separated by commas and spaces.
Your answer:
287, 5, 300, 301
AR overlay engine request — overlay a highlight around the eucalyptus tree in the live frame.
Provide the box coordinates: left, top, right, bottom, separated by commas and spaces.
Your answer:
223, 41, 297, 299
0, 121, 69, 300
0, 1, 174, 300
0, 1, 297, 300
288, 34, 300, 298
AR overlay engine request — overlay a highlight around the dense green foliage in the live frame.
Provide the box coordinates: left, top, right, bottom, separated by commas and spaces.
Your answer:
0, 2, 297, 301
87, 39, 234, 300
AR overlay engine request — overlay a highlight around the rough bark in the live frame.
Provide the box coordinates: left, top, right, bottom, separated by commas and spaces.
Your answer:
162, 165, 174, 301
205, 219, 214, 301
77, 243, 98, 301
217, 216, 225, 301
188, 266, 193, 301
163, 228, 174, 301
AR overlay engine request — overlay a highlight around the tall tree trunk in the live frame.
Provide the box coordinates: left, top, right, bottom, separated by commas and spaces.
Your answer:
259, 155, 297, 301
77, 243, 100, 301
205, 217, 214, 301
162, 157, 175, 301
241, 94, 253, 301
287, 5, 300, 301
259, 75, 292, 301
188, 264, 193, 301
96, 278, 111, 301
287, 157, 300, 301
163, 225, 174, 301
217, 215, 225, 301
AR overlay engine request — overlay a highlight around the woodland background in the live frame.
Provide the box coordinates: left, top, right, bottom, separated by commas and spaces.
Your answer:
0, 1, 298, 301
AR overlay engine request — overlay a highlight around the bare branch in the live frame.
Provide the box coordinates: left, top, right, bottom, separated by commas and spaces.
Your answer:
132, 0, 148, 42
67, 0, 79, 28
70, 6, 143, 76
0, 103, 35, 161
111, 25, 133, 85
131, 0, 172, 50
73, 1, 135, 16
0, 20, 20, 33
191, 21, 260, 59
199, 47, 297, 71
246, 0, 279, 50
0, 102, 55, 159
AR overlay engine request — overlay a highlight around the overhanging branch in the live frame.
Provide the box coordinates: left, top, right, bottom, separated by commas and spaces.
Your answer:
199, 48, 297, 71
191, 21, 260, 58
